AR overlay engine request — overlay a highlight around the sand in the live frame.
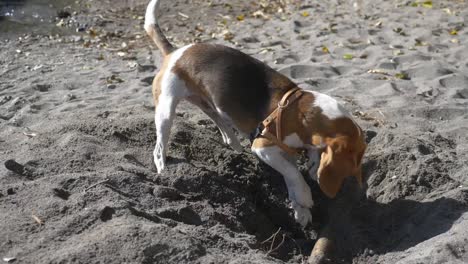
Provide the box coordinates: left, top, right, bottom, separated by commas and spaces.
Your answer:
1, 0, 468, 263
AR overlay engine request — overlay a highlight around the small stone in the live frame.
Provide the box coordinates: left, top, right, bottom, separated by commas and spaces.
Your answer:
0, 95, 12, 105
7, 188, 16, 195
5, 159, 25, 175
71, 35, 83, 42
157, 206, 201, 226
64, 94, 76, 101
100, 206, 115, 222
140, 76, 154, 85
417, 144, 433, 155
57, 10, 71, 18
3, 257, 16, 263
137, 64, 157, 72
107, 84, 116, 89
52, 188, 70, 200
153, 186, 182, 200
56, 19, 66, 27
112, 131, 127, 141
241, 36, 259, 43
364, 130, 377, 143
32, 65, 43, 71
76, 26, 86, 32
33, 84, 51, 92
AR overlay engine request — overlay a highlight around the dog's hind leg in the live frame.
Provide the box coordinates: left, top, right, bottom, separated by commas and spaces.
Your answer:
153, 71, 189, 173
153, 95, 179, 173
152, 46, 193, 173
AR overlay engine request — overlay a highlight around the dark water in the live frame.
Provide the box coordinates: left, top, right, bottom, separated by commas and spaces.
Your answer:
0, 0, 76, 37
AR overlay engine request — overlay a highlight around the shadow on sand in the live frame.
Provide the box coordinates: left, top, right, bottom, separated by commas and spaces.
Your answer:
317, 175, 468, 262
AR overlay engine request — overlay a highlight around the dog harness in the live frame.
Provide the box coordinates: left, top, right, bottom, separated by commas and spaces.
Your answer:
250, 87, 305, 155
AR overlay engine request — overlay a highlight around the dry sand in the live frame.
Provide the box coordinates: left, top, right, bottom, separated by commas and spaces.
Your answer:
1, 0, 468, 263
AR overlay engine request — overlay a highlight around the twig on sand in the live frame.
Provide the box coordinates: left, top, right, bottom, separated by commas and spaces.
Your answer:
32, 214, 44, 225
367, 69, 391, 76
178, 12, 190, 19
261, 227, 282, 244
84, 179, 110, 193
261, 227, 286, 255
268, 234, 286, 255
353, 110, 386, 127
378, 110, 386, 118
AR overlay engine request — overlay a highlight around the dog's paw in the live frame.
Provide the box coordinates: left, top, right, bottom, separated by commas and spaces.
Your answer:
153, 144, 166, 173
291, 201, 312, 227
155, 161, 165, 174
154, 156, 165, 174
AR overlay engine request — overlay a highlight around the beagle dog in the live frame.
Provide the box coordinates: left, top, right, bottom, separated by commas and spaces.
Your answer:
144, 0, 367, 227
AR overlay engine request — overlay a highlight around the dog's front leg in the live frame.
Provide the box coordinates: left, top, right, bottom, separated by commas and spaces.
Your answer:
198, 107, 243, 152
306, 146, 321, 181
252, 141, 313, 227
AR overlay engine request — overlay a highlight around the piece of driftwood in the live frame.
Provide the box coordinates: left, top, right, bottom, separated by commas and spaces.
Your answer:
308, 226, 334, 264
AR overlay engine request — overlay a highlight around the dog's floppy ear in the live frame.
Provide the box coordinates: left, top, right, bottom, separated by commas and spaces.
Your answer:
353, 145, 366, 187
318, 137, 367, 198
317, 142, 347, 198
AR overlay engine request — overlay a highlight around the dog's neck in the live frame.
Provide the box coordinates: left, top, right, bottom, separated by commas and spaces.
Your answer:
272, 90, 362, 149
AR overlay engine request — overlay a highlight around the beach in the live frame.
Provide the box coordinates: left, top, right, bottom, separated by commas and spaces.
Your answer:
1, 0, 468, 263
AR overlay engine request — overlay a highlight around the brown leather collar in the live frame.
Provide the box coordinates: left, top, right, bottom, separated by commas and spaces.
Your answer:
258, 87, 305, 155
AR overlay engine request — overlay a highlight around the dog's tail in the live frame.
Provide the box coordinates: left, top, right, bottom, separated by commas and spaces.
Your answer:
144, 0, 175, 56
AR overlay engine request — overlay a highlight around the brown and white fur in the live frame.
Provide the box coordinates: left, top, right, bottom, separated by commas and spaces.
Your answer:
144, 0, 367, 227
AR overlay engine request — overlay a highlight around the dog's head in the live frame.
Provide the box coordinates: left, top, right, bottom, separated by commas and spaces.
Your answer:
317, 135, 367, 198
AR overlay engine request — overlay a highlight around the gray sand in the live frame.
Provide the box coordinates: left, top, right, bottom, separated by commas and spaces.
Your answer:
1, 0, 468, 263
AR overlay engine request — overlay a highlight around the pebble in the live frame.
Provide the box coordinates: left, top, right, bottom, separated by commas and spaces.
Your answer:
4, 159, 25, 175
137, 64, 157, 72
7, 188, 16, 195
3, 257, 16, 263
76, 26, 86, 32
71, 36, 83, 42
157, 206, 202, 226
33, 84, 51, 92
153, 186, 182, 200
241, 36, 260, 43
107, 84, 116, 89
64, 94, 76, 101
100, 206, 115, 222
57, 10, 71, 19
56, 19, 66, 27
0, 95, 12, 105
140, 76, 154, 85
52, 188, 70, 200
